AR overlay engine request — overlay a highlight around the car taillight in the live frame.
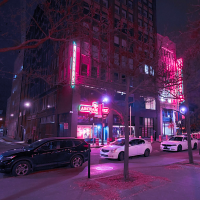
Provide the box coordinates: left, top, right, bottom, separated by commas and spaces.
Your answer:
83, 142, 89, 148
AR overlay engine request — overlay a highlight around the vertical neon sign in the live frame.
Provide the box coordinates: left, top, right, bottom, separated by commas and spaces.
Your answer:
71, 41, 76, 88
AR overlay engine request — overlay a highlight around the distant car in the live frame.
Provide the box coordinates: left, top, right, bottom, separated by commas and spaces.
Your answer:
100, 138, 152, 161
0, 137, 89, 176
160, 135, 198, 152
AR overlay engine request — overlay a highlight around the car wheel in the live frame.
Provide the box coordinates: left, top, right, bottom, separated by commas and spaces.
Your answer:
118, 152, 124, 161
193, 143, 197, 150
70, 155, 83, 168
177, 145, 182, 152
12, 161, 31, 176
144, 149, 150, 157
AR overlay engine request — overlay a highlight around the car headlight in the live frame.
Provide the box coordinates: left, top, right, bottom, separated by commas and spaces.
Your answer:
2, 155, 16, 161
111, 149, 118, 153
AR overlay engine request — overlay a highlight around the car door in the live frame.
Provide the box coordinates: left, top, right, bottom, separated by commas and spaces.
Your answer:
137, 139, 146, 155
56, 140, 73, 164
182, 137, 188, 150
32, 141, 59, 167
129, 139, 139, 156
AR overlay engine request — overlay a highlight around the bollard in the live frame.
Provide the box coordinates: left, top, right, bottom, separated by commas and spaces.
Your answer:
115, 137, 118, 141
159, 135, 162, 142
191, 134, 193, 139
166, 135, 168, 141
198, 134, 200, 140
151, 135, 153, 143
96, 138, 99, 147
88, 144, 90, 178
139, 136, 141, 138
107, 138, 110, 145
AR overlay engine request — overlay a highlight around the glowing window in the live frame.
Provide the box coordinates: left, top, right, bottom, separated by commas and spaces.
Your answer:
145, 65, 149, 74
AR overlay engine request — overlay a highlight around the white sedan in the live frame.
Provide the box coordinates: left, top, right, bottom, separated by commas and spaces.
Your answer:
100, 138, 152, 161
160, 135, 198, 152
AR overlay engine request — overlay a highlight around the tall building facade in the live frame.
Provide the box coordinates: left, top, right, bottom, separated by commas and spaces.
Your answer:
13, 0, 158, 141
157, 34, 184, 136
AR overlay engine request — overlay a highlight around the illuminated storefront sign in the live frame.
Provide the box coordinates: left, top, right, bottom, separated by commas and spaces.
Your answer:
79, 102, 109, 115
71, 41, 76, 88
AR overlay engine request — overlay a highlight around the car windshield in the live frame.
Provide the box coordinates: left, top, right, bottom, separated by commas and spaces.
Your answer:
169, 137, 183, 141
24, 140, 46, 150
112, 139, 125, 146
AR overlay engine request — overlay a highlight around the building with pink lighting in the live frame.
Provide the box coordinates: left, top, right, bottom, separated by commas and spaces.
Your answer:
8, 0, 161, 142
157, 34, 184, 136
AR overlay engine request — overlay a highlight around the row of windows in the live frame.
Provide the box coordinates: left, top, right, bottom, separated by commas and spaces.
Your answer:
138, 6, 153, 21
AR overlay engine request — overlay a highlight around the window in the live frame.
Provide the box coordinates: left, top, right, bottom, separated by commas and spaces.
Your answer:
114, 18, 119, 28
144, 34, 148, 43
140, 117, 143, 125
145, 97, 156, 110
115, 5, 120, 15
91, 66, 97, 78
122, 0, 126, 5
101, 49, 107, 62
114, 36, 119, 46
114, 53, 119, 65
60, 140, 73, 148
73, 140, 82, 146
138, 31, 142, 41
138, 7, 142, 15
149, 13, 153, 21
129, 28, 134, 36
122, 39, 127, 48
143, 10, 147, 18
122, 23, 127, 34
94, 13, 100, 21
82, 42, 89, 56
101, 68, 106, 80
138, 139, 145, 144
128, 13, 133, 22
94, 0, 100, 3
138, 19, 142, 27
148, 2, 152, 8
128, 0, 133, 8
40, 141, 58, 151
122, 56, 126, 67
81, 64, 87, 76
149, 26, 153, 32
122, 74, 126, 84
114, 72, 119, 81
103, 0, 108, 8
128, 58, 133, 69
122, 9, 127, 18
150, 66, 154, 76
92, 45, 99, 59
145, 64, 149, 74
143, 22, 148, 30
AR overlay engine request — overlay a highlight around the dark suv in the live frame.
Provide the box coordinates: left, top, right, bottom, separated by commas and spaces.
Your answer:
0, 137, 89, 176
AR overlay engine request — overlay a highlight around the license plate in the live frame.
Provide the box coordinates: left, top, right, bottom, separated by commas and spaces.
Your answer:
101, 154, 106, 157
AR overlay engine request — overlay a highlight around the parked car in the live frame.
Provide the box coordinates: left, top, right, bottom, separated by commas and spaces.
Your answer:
0, 137, 89, 176
100, 137, 152, 161
160, 135, 198, 152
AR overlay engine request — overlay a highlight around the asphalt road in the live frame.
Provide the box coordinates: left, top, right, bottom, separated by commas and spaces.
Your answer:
0, 140, 200, 200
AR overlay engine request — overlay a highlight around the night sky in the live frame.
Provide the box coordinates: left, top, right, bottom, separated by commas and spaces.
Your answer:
0, 0, 199, 115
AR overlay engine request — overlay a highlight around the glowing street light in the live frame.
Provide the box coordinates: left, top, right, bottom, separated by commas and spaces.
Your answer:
180, 106, 186, 115
24, 102, 31, 107
102, 96, 109, 103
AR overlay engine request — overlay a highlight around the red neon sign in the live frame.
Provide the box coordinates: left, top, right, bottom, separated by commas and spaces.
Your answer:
79, 102, 109, 115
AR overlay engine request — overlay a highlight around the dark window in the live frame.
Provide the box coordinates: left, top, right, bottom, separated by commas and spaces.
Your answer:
81, 64, 87, 76
101, 68, 106, 80
122, 23, 127, 34
40, 141, 58, 150
129, 28, 134, 37
114, 72, 119, 81
128, 0, 133, 8
94, 14, 100, 21
138, 31, 142, 41
138, 139, 145, 144
60, 140, 73, 148
114, 18, 119, 28
140, 117, 143, 125
130, 139, 138, 146
73, 140, 82, 146
122, 74, 126, 84
91, 66, 97, 78
115, 5, 120, 15
144, 34, 148, 43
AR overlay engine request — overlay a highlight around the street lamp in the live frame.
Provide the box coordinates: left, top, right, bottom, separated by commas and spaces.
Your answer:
102, 96, 109, 103
24, 102, 31, 108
